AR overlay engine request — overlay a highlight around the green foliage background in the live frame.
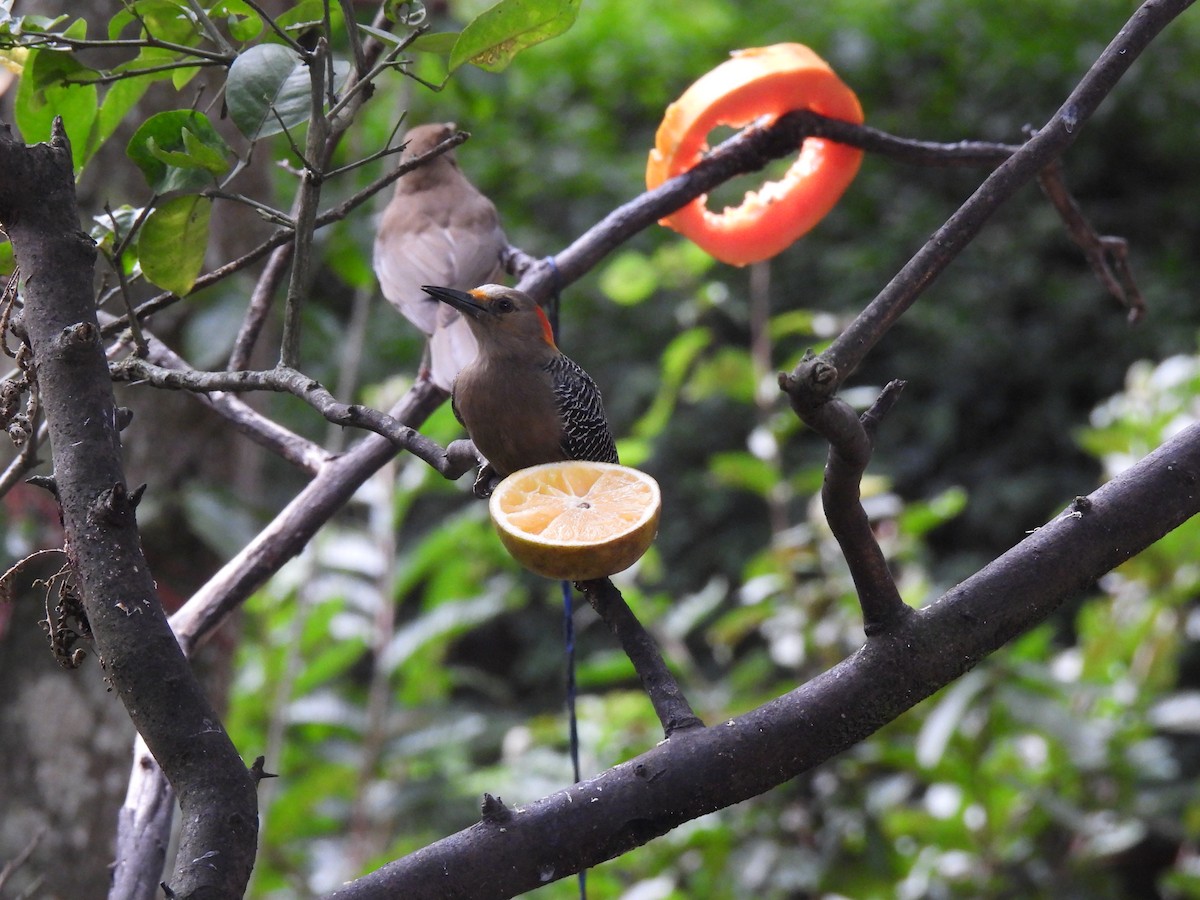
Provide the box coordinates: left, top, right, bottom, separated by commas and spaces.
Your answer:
5, 0, 1200, 897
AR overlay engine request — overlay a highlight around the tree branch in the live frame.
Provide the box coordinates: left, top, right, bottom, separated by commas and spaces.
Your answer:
800, 0, 1191, 387
779, 368, 912, 633
577, 578, 703, 736
326, 421, 1200, 899
123, 328, 331, 474
0, 120, 258, 898
1037, 160, 1146, 322
109, 356, 476, 478
278, 38, 330, 368
166, 378, 450, 653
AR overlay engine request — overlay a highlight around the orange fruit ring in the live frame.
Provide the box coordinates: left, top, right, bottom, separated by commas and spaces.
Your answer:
489, 461, 661, 581
646, 43, 864, 267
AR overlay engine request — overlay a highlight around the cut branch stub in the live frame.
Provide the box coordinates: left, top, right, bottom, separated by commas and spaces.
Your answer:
778, 351, 842, 421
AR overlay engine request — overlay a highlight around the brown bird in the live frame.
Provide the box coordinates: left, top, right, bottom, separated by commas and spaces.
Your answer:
420, 284, 618, 496
373, 123, 508, 392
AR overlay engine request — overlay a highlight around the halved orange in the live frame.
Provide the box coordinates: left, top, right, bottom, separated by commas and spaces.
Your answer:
646, 43, 864, 266
488, 461, 661, 581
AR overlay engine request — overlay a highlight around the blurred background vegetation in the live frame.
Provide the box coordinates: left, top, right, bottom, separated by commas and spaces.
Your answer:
5, 0, 1200, 897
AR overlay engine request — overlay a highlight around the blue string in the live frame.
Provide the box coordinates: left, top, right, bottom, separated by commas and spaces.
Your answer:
562, 579, 586, 899
548, 259, 583, 897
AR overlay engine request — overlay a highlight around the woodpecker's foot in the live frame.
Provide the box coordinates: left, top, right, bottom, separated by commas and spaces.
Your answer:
473, 464, 502, 499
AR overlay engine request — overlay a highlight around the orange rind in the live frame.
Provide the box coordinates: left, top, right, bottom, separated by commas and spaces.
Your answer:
488, 461, 661, 581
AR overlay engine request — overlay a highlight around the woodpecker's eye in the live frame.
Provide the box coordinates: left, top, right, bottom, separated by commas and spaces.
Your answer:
495, 298, 515, 313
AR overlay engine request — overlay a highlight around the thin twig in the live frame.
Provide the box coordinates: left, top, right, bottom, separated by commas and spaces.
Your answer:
182, 0, 236, 55
109, 357, 476, 477
122, 327, 331, 473
72, 59, 226, 85
240, 0, 305, 52
227, 244, 292, 371
10, 31, 232, 62
201, 190, 295, 228
279, 38, 331, 368
0, 826, 46, 894
1037, 160, 1146, 323
102, 205, 149, 356
337, 0, 368, 79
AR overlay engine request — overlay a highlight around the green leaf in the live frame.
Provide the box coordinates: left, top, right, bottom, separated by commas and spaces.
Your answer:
383, 0, 428, 26
226, 43, 309, 140
449, 0, 581, 73
898, 487, 968, 538
1, 14, 71, 37
209, 0, 263, 42
90, 205, 144, 249
126, 109, 231, 192
111, 0, 201, 47
94, 75, 153, 163
409, 30, 459, 54
272, 0, 344, 41
179, 126, 232, 175
90, 205, 144, 277
599, 250, 659, 306
137, 195, 212, 295
710, 451, 778, 496
171, 65, 203, 90
633, 327, 712, 438
26, 47, 96, 91
14, 41, 98, 174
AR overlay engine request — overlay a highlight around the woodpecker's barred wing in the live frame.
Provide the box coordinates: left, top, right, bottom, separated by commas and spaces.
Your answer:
546, 354, 619, 464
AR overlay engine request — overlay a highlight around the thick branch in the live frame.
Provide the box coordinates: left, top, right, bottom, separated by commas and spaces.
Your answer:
328, 423, 1200, 899
0, 121, 257, 898
515, 108, 1016, 303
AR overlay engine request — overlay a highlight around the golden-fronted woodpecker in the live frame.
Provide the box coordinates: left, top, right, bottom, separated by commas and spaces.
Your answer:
420, 284, 618, 495
373, 123, 508, 392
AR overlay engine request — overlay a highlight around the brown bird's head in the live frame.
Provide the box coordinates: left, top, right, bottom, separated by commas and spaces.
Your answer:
392, 122, 462, 195
401, 122, 459, 163
421, 285, 557, 353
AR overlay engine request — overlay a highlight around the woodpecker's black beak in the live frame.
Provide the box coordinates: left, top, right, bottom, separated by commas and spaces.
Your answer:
422, 285, 487, 319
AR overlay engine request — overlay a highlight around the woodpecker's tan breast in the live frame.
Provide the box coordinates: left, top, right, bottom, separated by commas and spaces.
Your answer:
451, 350, 618, 478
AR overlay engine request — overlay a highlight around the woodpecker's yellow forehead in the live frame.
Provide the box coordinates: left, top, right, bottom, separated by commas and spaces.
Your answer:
467, 285, 509, 303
